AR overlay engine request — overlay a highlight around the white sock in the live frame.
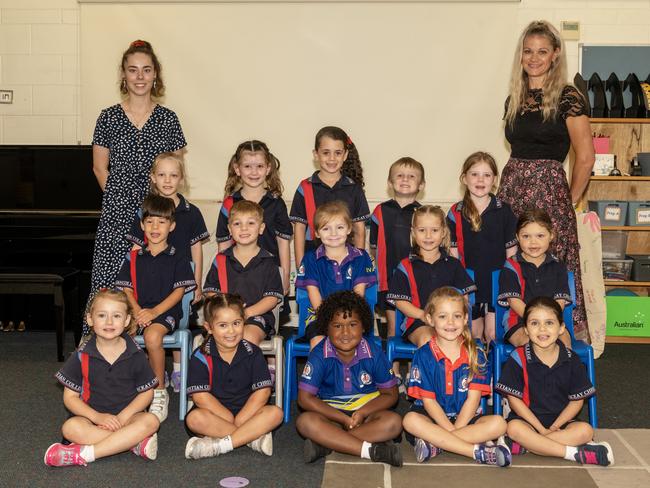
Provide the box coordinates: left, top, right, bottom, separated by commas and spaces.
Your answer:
360, 441, 372, 459
217, 435, 234, 454
80, 445, 95, 463
173, 362, 180, 373
564, 446, 578, 461
472, 444, 480, 458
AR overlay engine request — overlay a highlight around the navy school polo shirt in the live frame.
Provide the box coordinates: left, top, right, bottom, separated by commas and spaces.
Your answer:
370, 200, 421, 291
289, 171, 370, 248
446, 195, 517, 304
203, 247, 283, 325
125, 194, 210, 261
115, 246, 197, 324
55, 333, 158, 415
295, 244, 377, 298
187, 337, 273, 414
299, 337, 397, 411
407, 337, 490, 416
495, 341, 595, 426
215, 190, 292, 267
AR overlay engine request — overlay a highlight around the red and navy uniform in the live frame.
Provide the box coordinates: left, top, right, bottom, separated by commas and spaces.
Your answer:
215, 190, 292, 267
289, 171, 370, 252
299, 337, 397, 412
387, 250, 476, 336
498, 252, 571, 340
407, 337, 490, 417
115, 246, 196, 332
370, 200, 421, 309
186, 337, 272, 434
446, 195, 517, 314
203, 247, 283, 338
495, 341, 595, 429
55, 333, 158, 415
125, 194, 209, 261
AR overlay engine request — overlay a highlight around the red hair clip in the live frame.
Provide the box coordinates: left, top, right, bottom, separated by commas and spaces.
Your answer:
346, 137, 353, 146
130, 40, 147, 48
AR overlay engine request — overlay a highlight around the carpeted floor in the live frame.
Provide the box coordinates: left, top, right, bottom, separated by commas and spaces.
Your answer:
0, 330, 647, 488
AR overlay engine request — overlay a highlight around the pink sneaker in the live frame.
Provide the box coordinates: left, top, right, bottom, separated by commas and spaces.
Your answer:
131, 433, 158, 460
44, 443, 87, 467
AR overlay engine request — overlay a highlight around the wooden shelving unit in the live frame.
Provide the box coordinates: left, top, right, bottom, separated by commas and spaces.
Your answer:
584, 118, 650, 344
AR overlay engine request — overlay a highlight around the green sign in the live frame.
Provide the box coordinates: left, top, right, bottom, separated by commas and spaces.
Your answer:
606, 296, 650, 337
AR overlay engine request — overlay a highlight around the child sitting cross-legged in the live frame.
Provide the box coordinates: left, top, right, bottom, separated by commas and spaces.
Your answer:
45, 289, 160, 467
184, 294, 283, 459
296, 291, 403, 467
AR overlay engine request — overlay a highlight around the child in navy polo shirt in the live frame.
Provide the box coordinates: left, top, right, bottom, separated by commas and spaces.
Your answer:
204, 200, 283, 346
290, 126, 369, 268
370, 157, 424, 377
295, 201, 377, 348
45, 289, 159, 467
116, 195, 197, 423
495, 297, 613, 466
403, 287, 511, 467
498, 209, 572, 348
184, 294, 282, 459
447, 151, 517, 344
296, 291, 403, 467
126, 152, 209, 393
217, 140, 292, 302
387, 205, 476, 348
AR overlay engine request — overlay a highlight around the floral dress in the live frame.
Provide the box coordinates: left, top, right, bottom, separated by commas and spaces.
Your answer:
87, 104, 186, 332
498, 86, 589, 338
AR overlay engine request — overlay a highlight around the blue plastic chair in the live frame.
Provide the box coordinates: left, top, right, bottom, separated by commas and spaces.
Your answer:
282, 283, 379, 424
491, 270, 598, 428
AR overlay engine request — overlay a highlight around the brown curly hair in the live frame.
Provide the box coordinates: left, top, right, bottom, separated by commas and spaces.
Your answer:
314, 126, 364, 187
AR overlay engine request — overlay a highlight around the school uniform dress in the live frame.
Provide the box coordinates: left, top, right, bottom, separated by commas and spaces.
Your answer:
115, 245, 196, 332
387, 251, 476, 336
498, 252, 572, 340
55, 333, 158, 416
126, 194, 209, 261
216, 190, 292, 267
407, 337, 491, 419
290, 172, 370, 252
88, 104, 186, 334
497, 86, 588, 336
185, 337, 273, 435
370, 200, 421, 310
495, 341, 595, 429
203, 247, 283, 337
299, 337, 397, 412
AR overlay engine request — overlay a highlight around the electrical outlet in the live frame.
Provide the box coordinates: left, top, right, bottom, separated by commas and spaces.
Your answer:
0, 90, 13, 104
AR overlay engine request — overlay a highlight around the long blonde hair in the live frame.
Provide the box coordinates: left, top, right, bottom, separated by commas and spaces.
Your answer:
459, 152, 498, 232
424, 287, 486, 380
505, 21, 568, 127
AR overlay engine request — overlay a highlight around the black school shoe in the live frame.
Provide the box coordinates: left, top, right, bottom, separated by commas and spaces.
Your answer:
370, 441, 403, 467
303, 439, 332, 463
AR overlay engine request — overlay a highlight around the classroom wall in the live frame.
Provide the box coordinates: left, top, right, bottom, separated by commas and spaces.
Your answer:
1, 1, 650, 206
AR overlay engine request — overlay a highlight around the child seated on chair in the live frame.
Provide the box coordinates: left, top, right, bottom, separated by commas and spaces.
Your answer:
116, 194, 196, 423
495, 297, 613, 466
295, 201, 376, 349
184, 294, 283, 459
45, 289, 160, 467
204, 200, 283, 347
296, 291, 403, 467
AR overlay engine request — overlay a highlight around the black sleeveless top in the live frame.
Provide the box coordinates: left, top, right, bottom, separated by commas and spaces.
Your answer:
504, 86, 588, 162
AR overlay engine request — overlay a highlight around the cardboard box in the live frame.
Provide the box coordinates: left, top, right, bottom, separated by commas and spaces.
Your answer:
606, 296, 650, 337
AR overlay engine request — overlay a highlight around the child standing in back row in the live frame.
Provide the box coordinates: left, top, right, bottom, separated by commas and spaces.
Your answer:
447, 151, 517, 344
290, 126, 370, 268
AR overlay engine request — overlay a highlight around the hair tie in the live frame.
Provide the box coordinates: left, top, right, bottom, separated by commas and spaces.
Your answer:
130, 40, 147, 48
346, 137, 353, 146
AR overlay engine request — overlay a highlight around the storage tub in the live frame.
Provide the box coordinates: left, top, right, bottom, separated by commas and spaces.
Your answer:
588, 200, 628, 226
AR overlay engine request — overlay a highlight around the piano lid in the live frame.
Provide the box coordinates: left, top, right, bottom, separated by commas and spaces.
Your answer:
0, 145, 102, 212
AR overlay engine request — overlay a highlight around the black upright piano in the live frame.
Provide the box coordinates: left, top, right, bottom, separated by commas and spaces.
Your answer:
0, 145, 102, 344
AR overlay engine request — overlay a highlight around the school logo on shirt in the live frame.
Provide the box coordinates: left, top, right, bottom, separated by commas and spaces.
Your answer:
346, 267, 353, 280
359, 371, 372, 386
459, 375, 469, 393
298, 264, 305, 276
411, 366, 421, 383
302, 362, 313, 380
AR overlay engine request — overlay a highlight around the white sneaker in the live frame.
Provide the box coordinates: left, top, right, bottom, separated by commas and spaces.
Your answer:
185, 436, 221, 460
247, 432, 273, 456
131, 433, 158, 460
149, 389, 169, 423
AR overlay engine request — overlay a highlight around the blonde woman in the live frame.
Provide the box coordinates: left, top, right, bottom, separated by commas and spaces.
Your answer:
497, 21, 594, 337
